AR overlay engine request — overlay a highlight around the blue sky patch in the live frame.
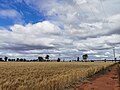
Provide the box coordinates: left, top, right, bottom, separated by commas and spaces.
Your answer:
0, 0, 46, 27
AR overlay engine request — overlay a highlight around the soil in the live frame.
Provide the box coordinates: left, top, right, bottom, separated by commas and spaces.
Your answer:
74, 65, 120, 90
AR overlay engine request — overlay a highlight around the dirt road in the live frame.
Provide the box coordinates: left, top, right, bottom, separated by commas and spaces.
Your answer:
75, 65, 120, 90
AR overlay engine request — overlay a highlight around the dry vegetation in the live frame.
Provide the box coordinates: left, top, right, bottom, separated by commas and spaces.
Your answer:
0, 62, 115, 90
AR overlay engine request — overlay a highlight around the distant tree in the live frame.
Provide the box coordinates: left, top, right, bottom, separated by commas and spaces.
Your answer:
0, 58, 3, 61
77, 57, 79, 62
23, 59, 26, 62
38, 56, 44, 62
57, 58, 61, 62
13, 59, 15, 61
8, 59, 11, 61
16, 58, 19, 61
91, 60, 94, 62
69, 60, 71, 62
115, 58, 117, 62
4, 56, 8, 62
104, 59, 106, 62
82, 54, 88, 62
45, 55, 50, 61
20, 58, 23, 61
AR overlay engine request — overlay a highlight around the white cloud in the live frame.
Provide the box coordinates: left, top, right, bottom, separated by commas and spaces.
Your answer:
0, 9, 21, 18
11, 21, 61, 35
0, 21, 62, 52
83, 50, 98, 54
0, 0, 120, 60
74, 0, 87, 5
74, 34, 120, 49
94, 55, 108, 58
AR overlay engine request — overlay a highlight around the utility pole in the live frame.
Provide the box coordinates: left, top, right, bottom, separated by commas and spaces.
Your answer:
113, 47, 116, 60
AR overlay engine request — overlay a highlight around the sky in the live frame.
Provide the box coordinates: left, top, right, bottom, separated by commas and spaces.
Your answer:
0, 0, 120, 60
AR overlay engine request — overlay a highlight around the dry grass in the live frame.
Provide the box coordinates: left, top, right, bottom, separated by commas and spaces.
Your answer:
0, 62, 114, 90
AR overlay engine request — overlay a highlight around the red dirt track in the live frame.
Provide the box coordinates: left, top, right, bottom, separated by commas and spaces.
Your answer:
75, 65, 120, 90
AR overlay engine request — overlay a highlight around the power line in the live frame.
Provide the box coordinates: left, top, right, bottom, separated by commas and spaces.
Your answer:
99, 0, 110, 29
76, 3, 91, 31
70, 0, 94, 37
86, 0, 99, 21
113, 47, 116, 60
99, 0, 108, 19
71, 1, 86, 25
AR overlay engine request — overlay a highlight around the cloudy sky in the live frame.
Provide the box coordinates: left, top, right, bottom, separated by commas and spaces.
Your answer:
0, 0, 120, 60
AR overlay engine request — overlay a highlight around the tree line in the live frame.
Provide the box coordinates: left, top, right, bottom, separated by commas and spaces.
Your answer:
0, 54, 89, 62
2, 54, 117, 62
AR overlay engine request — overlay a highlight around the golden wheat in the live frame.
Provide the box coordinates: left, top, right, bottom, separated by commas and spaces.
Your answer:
0, 62, 114, 90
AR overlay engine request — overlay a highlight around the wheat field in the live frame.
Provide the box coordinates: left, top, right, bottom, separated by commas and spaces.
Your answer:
0, 62, 115, 90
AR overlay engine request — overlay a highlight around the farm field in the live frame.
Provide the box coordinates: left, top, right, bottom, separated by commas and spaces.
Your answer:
0, 62, 115, 90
